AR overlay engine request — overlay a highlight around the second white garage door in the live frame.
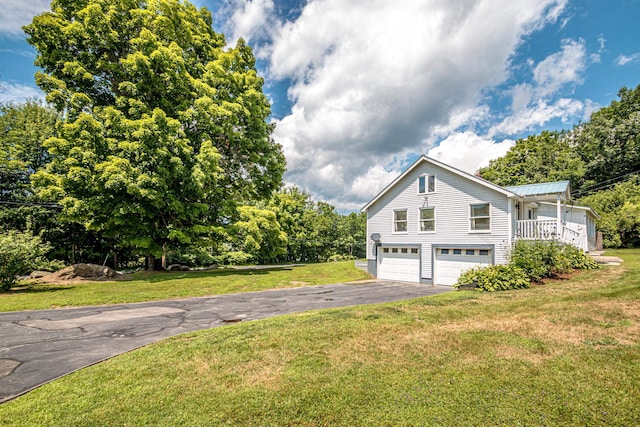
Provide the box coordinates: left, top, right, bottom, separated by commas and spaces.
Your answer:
434, 248, 492, 286
378, 246, 420, 283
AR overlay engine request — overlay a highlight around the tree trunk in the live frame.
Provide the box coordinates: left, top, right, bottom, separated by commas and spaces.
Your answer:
145, 255, 164, 271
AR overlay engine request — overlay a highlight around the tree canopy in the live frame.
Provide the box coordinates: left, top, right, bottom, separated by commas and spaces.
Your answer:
478, 130, 585, 189
0, 101, 58, 203
576, 85, 640, 189
24, 0, 285, 264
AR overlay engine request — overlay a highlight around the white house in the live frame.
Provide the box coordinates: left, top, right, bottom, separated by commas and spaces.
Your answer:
361, 155, 598, 285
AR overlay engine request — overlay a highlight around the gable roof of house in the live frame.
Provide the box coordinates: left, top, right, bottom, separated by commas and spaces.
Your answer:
504, 181, 571, 198
361, 155, 518, 212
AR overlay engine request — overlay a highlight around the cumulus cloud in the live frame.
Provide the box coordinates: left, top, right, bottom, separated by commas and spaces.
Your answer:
0, 0, 50, 37
427, 132, 515, 174
0, 81, 44, 103
489, 98, 584, 137
228, 0, 275, 45
489, 38, 590, 137
533, 38, 587, 96
249, 0, 568, 208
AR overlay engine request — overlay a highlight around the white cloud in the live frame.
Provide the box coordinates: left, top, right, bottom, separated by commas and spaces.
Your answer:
616, 53, 640, 66
228, 0, 275, 45
490, 98, 583, 137
427, 132, 515, 174
533, 38, 587, 96
259, 0, 568, 208
0, 81, 44, 103
0, 0, 50, 38
490, 38, 590, 137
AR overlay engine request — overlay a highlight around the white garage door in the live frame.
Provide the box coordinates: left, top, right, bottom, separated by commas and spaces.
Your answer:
378, 246, 420, 283
434, 248, 492, 286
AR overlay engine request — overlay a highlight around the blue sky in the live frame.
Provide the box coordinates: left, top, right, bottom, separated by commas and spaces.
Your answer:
1, 0, 639, 210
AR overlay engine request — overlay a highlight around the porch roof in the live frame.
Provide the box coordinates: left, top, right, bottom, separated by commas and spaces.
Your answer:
504, 180, 570, 198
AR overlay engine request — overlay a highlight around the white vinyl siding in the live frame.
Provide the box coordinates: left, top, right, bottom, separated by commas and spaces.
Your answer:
366, 159, 512, 281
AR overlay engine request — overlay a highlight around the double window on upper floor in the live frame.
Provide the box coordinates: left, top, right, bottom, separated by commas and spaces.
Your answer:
394, 207, 435, 233
418, 174, 435, 194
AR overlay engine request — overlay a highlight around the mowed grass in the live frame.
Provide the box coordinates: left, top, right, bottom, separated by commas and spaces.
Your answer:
0, 261, 370, 312
1, 251, 640, 425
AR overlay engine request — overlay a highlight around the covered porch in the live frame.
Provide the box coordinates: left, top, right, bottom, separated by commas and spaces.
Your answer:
506, 181, 597, 252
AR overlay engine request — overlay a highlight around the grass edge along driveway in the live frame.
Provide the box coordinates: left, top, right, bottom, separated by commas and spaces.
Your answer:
0, 261, 370, 312
1, 250, 639, 425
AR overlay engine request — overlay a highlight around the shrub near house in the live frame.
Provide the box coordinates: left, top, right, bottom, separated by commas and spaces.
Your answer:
456, 240, 599, 291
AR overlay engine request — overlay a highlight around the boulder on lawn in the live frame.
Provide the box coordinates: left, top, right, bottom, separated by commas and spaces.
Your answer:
30, 271, 52, 279
56, 263, 117, 279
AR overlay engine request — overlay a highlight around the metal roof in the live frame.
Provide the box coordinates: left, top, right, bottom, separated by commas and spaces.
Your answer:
504, 180, 570, 197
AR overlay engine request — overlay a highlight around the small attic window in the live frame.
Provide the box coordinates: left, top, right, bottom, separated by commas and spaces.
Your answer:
418, 174, 435, 194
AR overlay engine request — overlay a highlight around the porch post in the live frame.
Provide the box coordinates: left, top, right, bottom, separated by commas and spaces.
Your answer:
556, 194, 562, 239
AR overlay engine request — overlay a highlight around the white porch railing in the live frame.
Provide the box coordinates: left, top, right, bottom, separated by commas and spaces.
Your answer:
516, 220, 558, 240
516, 220, 589, 251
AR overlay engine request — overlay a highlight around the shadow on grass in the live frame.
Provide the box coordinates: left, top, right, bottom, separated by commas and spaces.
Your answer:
5, 284, 75, 294
126, 266, 297, 284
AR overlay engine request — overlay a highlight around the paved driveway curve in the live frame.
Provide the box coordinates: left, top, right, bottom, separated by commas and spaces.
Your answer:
0, 281, 452, 403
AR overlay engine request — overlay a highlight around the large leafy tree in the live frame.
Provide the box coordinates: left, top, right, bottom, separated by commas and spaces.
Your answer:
478, 131, 585, 188
227, 205, 287, 264
25, 0, 285, 267
579, 178, 640, 248
0, 101, 65, 261
576, 85, 640, 189
0, 101, 58, 203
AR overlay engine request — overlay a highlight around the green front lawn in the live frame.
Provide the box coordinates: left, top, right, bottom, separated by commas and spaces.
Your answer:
0, 261, 370, 312
1, 251, 639, 425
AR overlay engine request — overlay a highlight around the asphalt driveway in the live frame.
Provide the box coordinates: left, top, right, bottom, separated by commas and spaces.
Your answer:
0, 280, 452, 403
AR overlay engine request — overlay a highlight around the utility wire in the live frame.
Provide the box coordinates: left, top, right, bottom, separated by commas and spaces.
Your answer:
0, 200, 61, 209
574, 170, 640, 198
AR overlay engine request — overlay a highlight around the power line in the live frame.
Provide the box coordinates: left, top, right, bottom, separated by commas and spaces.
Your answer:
0, 200, 61, 209
579, 169, 640, 191
574, 170, 640, 198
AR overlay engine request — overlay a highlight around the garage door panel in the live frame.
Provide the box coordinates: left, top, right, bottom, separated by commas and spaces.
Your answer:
435, 249, 492, 286
378, 247, 420, 283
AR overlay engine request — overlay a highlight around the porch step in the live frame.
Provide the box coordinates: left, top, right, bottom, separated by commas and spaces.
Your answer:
590, 255, 624, 265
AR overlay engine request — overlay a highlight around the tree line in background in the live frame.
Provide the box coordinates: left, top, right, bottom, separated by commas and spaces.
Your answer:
479, 84, 640, 248
0, 0, 365, 285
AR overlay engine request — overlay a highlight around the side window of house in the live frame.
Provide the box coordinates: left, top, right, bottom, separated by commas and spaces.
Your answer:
419, 207, 435, 232
470, 203, 490, 231
418, 174, 435, 194
394, 209, 408, 232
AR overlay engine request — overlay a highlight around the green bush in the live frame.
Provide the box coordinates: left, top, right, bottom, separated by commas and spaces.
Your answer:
560, 244, 600, 270
212, 251, 253, 266
510, 240, 598, 281
166, 246, 217, 267
327, 254, 357, 262
0, 231, 62, 291
455, 264, 530, 292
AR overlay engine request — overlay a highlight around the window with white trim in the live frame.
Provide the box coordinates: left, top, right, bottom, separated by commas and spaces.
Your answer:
419, 207, 435, 232
418, 174, 435, 194
470, 203, 490, 231
394, 209, 407, 232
